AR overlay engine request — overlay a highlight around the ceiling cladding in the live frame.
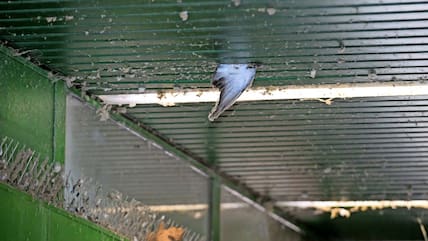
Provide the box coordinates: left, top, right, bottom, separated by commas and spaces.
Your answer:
126, 95, 428, 201
3, 0, 428, 231
2, 0, 428, 93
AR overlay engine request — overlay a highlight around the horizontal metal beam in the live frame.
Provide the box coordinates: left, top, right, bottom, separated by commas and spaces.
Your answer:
98, 81, 428, 106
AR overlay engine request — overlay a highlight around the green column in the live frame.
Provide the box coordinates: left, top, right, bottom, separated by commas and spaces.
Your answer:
209, 176, 221, 241
207, 124, 221, 241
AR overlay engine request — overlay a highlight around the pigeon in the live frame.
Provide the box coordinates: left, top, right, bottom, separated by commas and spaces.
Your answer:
208, 63, 258, 121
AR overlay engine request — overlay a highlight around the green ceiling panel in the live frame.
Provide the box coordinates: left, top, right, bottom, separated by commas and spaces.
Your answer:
2, 0, 428, 93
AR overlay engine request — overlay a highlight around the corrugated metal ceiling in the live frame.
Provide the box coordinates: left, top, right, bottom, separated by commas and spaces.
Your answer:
126, 95, 428, 201
2, 0, 428, 238
2, 0, 428, 93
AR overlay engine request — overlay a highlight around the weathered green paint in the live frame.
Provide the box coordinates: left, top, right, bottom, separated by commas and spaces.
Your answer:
53, 81, 66, 162
0, 46, 116, 241
0, 45, 65, 162
0, 183, 125, 241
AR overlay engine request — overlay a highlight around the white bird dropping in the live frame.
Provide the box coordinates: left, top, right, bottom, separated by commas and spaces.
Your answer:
208, 63, 257, 121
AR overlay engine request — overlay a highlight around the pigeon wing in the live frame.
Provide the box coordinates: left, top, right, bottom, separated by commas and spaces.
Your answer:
208, 74, 247, 121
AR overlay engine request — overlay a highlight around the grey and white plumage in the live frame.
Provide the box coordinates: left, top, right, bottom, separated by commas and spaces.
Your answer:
208, 63, 257, 121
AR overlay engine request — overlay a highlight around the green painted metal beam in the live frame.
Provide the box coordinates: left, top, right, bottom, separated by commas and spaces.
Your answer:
0, 45, 65, 163
53, 81, 66, 162
208, 176, 221, 241
0, 183, 125, 241
207, 124, 221, 241
0, 45, 124, 241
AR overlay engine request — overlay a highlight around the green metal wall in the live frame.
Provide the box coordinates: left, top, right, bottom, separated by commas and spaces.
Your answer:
0, 45, 65, 162
0, 183, 124, 241
0, 46, 126, 241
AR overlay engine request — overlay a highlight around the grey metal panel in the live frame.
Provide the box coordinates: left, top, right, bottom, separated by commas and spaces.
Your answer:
65, 95, 210, 235
66, 95, 209, 205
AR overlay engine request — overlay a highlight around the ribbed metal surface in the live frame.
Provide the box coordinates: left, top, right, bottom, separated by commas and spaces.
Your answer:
65, 95, 210, 236
2, 0, 428, 93
66, 96, 209, 206
220, 187, 302, 241
127, 95, 428, 201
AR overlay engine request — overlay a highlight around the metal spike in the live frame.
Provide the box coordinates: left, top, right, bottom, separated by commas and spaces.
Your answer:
3, 139, 14, 163
9, 148, 28, 182
0, 137, 7, 156
7, 141, 20, 164
18, 150, 35, 184
0, 137, 205, 241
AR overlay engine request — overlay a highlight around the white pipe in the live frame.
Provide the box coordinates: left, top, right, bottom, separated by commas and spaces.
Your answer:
98, 81, 428, 106
97, 200, 428, 213
276, 200, 428, 209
